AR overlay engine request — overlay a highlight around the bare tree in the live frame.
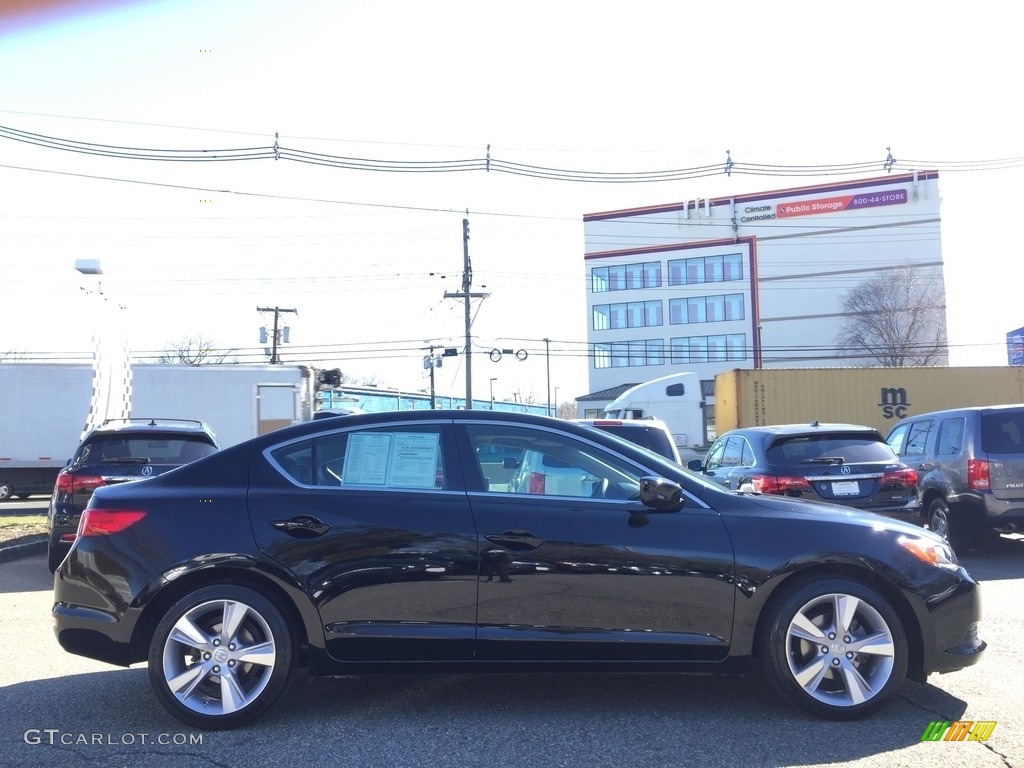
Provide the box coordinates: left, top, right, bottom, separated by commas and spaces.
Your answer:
557, 400, 578, 419
157, 336, 236, 365
835, 264, 948, 367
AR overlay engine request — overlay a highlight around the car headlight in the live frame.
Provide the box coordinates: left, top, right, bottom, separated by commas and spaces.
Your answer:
897, 535, 959, 570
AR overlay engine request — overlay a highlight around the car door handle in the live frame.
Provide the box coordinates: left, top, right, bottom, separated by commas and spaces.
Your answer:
485, 530, 544, 551
270, 515, 331, 537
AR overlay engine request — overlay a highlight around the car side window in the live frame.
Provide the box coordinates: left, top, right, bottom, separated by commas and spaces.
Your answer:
465, 423, 642, 500
739, 438, 756, 467
704, 438, 728, 471
936, 418, 965, 456
271, 425, 446, 489
720, 437, 744, 468
886, 423, 910, 456
903, 420, 934, 457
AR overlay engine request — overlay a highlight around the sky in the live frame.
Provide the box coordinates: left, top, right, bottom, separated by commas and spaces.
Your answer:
1, 0, 1022, 406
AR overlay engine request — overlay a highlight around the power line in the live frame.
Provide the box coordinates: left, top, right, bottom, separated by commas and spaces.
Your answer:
4, 122, 1024, 181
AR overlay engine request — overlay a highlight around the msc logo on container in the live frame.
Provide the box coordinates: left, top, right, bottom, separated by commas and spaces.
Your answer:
920, 720, 997, 742
878, 387, 910, 420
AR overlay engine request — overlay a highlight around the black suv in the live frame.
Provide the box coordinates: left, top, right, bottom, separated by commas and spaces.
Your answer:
886, 404, 1024, 551
47, 418, 219, 571
689, 422, 920, 519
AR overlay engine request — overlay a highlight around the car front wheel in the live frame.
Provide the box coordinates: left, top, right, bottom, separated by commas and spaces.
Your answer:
927, 497, 974, 553
148, 585, 295, 730
759, 578, 908, 719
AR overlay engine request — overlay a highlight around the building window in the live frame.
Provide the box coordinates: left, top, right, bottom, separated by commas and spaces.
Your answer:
669, 294, 744, 325
592, 261, 662, 293
593, 300, 663, 331
670, 333, 748, 363
593, 339, 665, 369
667, 254, 745, 286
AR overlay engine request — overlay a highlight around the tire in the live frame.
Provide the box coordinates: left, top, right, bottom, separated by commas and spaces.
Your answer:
148, 585, 295, 730
759, 578, 908, 720
927, 498, 971, 554
0, 483, 12, 502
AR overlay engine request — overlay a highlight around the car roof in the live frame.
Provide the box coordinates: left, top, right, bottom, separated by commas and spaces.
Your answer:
896, 403, 1024, 421
573, 417, 671, 427
726, 422, 883, 438
86, 418, 217, 438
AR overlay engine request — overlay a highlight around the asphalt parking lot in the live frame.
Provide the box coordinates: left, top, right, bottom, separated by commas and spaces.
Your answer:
1, 538, 1021, 768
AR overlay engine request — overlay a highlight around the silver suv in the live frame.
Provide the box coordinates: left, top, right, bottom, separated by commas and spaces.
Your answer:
885, 404, 1024, 551
573, 418, 682, 463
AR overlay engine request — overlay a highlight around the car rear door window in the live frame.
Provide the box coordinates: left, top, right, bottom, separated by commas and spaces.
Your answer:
720, 437, 745, 468
271, 425, 447, 489
936, 418, 965, 456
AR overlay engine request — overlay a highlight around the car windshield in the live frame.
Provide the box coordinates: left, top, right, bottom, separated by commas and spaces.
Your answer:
765, 433, 897, 465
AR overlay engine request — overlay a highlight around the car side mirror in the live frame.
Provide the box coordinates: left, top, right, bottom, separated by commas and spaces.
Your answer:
502, 457, 521, 469
639, 476, 685, 512
687, 459, 704, 472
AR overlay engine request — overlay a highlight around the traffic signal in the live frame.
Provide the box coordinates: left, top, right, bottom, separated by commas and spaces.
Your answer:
317, 368, 342, 389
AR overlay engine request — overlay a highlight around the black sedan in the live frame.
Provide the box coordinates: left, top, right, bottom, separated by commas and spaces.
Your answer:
53, 410, 984, 730
689, 422, 921, 520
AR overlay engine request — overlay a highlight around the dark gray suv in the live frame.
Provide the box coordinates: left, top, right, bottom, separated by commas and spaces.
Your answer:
47, 418, 220, 571
885, 404, 1024, 551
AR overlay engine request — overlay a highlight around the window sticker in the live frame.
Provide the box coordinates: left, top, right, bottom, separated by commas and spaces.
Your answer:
343, 431, 440, 488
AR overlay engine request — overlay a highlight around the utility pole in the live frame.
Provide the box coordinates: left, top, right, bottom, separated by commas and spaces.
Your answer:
257, 306, 297, 364
544, 337, 551, 416
444, 218, 489, 408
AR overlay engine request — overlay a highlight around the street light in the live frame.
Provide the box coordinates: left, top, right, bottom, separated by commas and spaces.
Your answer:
74, 259, 131, 439
489, 377, 498, 410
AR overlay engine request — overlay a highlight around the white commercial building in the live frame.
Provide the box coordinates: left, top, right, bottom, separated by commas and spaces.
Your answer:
580, 171, 946, 413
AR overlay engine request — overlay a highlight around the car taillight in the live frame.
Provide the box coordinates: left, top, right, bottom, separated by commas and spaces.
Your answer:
77, 509, 147, 537
528, 472, 546, 494
968, 459, 991, 491
750, 475, 812, 495
54, 470, 105, 496
881, 467, 917, 489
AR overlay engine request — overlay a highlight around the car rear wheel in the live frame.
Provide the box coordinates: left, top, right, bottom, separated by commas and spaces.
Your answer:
759, 578, 908, 719
0, 483, 12, 501
148, 585, 295, 730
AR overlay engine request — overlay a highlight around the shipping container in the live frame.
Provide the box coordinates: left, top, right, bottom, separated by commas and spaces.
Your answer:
714, 367, 1024, 435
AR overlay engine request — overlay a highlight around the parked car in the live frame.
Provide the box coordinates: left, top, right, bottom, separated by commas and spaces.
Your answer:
688, 422, 920, 520
53, 410, 983, 730
573, 417, 682, 463
885, 404, 1024, 552
47, 417, 220, 572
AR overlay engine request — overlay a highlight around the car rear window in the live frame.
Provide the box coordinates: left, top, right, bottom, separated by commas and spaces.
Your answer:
980, 411, 1024, 454
765, 433, 896, 465
79, 436, 216, 464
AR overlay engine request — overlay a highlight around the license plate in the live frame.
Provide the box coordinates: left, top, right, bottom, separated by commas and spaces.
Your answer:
831, 481, 860, 496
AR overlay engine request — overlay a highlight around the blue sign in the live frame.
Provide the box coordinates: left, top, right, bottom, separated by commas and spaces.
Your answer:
1008, 326, 1024, 366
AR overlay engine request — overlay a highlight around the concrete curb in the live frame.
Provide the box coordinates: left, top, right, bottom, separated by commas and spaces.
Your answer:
0, 535, 47, 564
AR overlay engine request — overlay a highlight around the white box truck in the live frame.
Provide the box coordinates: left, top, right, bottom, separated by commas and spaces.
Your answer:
0, 363, 321, 500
